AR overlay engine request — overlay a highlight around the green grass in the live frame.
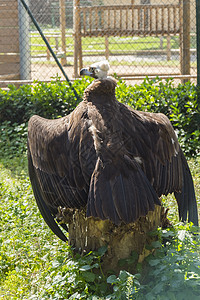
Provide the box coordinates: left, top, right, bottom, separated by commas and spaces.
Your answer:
0, 156, 67, 299
0, 153, 200, 299
30, 32, 195, 69
30, 33, 181, 56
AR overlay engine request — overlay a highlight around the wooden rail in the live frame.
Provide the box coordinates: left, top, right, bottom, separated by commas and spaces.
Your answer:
80, 4, 181, 37
73, 0, 190, 83
31, 34, 61, 60
1, 74, 197, 89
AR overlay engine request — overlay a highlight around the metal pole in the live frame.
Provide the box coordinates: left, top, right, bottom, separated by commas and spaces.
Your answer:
196, 0, 200, 87
19, 0, 80, 102
18, 0, 31, 80
73, 0, 80, 78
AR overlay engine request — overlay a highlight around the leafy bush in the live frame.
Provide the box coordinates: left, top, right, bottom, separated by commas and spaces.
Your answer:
0, 77, 199, 159
141, 225, 200, 299
0, 77, 89, 124
0, 121, 27, 158
106, 225, 200, 300
0, 77, 90, 160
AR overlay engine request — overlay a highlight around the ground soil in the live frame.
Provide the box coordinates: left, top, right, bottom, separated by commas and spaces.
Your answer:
31, 60, 197, 85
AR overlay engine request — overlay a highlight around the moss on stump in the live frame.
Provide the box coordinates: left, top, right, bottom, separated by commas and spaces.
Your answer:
57, 205, 169, 273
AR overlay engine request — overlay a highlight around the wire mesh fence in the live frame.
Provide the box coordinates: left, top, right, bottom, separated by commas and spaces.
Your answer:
0, 0, 21, 81
0, 0, 198, 87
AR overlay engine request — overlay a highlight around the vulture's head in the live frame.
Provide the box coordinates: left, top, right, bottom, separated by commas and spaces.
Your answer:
80, 60, 110, 79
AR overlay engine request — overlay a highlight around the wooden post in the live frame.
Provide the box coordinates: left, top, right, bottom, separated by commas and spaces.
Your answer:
73, 0, 80, 78
60, 0, 67, 66
196, 0, 200, 87
105, 36, 109, 60
181, 0, 190, 83
78, 11, 83, 71
179, 0, 183, 76
160, 36, 163, 49
46, 37, 50, 60
167, 36, 171, 61
55, 36, 59, 52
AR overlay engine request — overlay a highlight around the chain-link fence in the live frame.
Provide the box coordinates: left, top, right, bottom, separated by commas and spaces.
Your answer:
0, 0, 198, 87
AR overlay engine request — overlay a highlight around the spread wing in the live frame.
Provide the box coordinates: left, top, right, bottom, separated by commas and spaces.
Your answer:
85, 102, 198, 227
120, 105, 198, 225
28, 99, 198, 242
27, 102, 96, 241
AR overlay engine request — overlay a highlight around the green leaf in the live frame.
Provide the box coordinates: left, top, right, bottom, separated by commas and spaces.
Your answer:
81, 271, 96, 283
151, 241, 162, 248
107, 275, 117, 284
79, 265, 92, 271
148, 259, 161, 266
97, 245, 108, 256
118, 270, 130, 281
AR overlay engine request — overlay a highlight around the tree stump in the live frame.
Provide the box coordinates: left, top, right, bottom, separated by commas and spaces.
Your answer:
57, 205, 169, 273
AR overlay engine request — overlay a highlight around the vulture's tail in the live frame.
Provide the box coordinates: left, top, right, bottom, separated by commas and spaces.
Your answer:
87, 157, 161, 225
175, 152, 199, 226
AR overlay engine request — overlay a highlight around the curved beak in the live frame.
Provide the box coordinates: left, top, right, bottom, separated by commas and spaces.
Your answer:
80, 67, 93, 77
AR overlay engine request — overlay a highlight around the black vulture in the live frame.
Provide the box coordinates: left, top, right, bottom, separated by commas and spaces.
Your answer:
28, 61, 199, 242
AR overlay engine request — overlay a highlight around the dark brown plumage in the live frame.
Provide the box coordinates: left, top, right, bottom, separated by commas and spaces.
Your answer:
28, 77, 198, 242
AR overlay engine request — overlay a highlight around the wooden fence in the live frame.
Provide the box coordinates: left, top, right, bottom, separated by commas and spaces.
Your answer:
0, 0, 192, 86
80, 4, 181, 37
73, 0, 190, 80
0, 0, 20, 80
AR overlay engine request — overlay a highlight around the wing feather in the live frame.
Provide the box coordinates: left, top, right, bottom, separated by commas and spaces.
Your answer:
28, 83, 198, 242
119, 104, 198, 226
28, 149, 67, 242
28, 102, 96, 240
87, 156, 161, 225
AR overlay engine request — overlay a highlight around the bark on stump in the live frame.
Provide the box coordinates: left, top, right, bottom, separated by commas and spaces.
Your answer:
58, 205, 168, 273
